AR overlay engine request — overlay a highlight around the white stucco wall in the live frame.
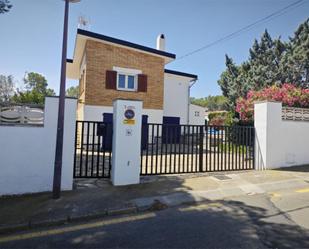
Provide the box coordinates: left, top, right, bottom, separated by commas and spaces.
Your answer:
83, 104, 163, 123
0, 97, 77, 196
189, 104, 205, 125
255, 101, 309, 169
164, 73, 191, 124
111, 100, 142, 185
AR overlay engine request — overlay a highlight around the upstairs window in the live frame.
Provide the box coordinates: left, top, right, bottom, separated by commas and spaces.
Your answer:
113, 67, 141, 92
117, 73, 137, 91
106, 67, 147, 92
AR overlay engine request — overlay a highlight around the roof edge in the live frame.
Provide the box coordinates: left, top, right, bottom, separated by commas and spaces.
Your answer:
164, 69, 198, 79
77, 29, 176, 59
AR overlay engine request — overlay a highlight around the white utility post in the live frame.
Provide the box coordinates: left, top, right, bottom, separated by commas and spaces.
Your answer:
111, 99, 143, 186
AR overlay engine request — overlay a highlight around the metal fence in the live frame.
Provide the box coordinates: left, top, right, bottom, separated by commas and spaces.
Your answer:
140, 124, 255, 175
73, 122, 255, 179
73, 121, 112, 178
0, 103, 44, 125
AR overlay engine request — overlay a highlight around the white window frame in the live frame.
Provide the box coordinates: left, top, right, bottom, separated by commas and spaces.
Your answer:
113, 66, 142, 92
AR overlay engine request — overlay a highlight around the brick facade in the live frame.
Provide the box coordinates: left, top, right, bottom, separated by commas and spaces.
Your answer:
83, 40, 165, 110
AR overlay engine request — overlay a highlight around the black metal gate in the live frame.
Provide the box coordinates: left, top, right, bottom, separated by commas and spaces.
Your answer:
74, 121, 255, 178
140, 124, 255, 175
73, 121, 112, 178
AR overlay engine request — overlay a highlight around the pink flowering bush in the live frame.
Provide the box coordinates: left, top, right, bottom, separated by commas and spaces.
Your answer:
236, 84, 309, 122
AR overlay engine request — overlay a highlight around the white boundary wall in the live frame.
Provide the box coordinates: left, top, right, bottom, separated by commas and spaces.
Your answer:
0, 97, 77, 196
255, 101, 309, 169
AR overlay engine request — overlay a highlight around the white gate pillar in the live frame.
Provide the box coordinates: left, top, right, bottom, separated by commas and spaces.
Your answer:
111, 99, 142, 186
254, 101, 282, 170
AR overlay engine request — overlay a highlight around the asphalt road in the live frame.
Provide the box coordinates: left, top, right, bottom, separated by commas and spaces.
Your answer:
0, 188, 308, 249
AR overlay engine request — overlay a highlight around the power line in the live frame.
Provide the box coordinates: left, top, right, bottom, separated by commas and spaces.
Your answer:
176, 0, 306, 61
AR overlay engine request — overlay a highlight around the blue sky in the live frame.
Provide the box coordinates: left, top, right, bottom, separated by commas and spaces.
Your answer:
1, 0, 308, 97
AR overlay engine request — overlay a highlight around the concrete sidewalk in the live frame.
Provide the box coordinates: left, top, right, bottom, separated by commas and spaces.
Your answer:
0, 166, 308, 234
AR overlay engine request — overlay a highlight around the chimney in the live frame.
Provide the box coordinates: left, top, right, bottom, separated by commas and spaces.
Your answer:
156, 34, 165, 51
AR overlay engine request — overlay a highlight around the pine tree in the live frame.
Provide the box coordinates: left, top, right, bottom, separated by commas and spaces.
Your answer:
282, 18, 309, 87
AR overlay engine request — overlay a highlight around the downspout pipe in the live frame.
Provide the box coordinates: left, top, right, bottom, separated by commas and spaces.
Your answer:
187, 79, 197, 125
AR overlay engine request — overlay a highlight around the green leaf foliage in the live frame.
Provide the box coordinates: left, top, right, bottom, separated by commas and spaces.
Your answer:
218, 19, 309, 110
190, 95, 228, 111
0, 75, 14, 103
66, 86, 79, 98
12, 72, 55, 104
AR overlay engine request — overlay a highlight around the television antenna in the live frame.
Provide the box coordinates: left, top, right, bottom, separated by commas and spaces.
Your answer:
78, 15, 90, 29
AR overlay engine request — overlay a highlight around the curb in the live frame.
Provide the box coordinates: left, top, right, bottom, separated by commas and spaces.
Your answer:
0, 206, 138, 235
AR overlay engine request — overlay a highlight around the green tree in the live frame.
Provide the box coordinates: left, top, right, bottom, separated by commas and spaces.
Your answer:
281, 18, 309, 88
0, 0, 12, 14
66, 86, 79, 98
218, 19, 309, 110
12, 72, 55, 104
191, 95, 228, 111
0, 75, 14, 103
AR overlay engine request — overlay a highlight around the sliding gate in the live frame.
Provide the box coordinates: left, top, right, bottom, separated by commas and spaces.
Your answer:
140, 124, 255, 175
73, 121, 255, 178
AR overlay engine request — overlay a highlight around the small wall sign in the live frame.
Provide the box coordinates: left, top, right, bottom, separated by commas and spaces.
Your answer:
123, 106, 135, 125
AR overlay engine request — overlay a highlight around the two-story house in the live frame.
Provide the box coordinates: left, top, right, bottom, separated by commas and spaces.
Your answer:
66, 29, 204, 125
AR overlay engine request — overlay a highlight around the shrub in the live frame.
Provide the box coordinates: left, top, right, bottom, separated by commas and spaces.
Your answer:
236, 83, 309, 122
208, 111, 234, 126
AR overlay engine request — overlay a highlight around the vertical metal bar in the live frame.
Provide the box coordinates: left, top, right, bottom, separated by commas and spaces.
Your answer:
73, 121, 78, 178
145, 124, 149, 175
213, 126, 216, 171
193, 126, 199, 172
183, 126, 186, 173
160, 124, 163, 174
252, 127, 255, 169
155, 124, 159, 174
102, 123, 106, 177
79, 122, 85, 177
173, 124, 177, 173
199, 125, 204, 172
168, 125, 172, 173
165, 124, 168, 174
96, 123, 101, 177
191, 126, 194, 172
245, 127, 248, 170
242, 127, 245, 170
108, 123, 112, 177
231, 126, 234, 170
209, 126, 212, 171
151, 124, 154, 174
216, 126, 220, 171
84, 122, 90, 177
249, 126, 253, 169
91, 122, 95, 177
234, 126, 237, 170
220, 126, 223, 171
186, 125, 190, 172
222, 126, 227, 171
178, 125, 182, 173
194, 126, 197, 172
236, 126, 240, 170
205, 126, 208, 172
226, 126, 231, 170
